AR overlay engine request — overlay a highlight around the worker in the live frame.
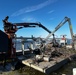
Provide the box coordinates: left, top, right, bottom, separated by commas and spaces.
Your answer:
52, 34, 59, 47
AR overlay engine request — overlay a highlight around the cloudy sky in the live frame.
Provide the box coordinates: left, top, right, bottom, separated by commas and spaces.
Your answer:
0, 0, 76, 38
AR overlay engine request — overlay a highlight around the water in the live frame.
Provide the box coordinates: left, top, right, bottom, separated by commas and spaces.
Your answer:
15, 39, 72, 50
15, 42, 31, 50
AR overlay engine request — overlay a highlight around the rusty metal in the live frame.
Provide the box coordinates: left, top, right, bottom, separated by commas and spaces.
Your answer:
2, 16, 51, 58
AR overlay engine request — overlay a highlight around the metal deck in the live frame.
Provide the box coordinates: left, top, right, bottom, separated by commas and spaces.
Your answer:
22, 55, 71, 74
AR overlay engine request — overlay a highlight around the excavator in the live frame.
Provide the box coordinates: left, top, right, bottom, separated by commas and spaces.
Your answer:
0, 16, 75, 70
0, 16, 75, 58
0, 16, 51, 58
43, 17, 75, 49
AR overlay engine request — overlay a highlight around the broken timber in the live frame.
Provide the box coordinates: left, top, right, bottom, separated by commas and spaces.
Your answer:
22, 54, 76, 75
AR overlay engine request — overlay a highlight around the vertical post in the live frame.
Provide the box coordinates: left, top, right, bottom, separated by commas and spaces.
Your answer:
68, 18, 74, 50
74, 40, 76, 50
30, 42, 33, 50
21, 39, 25, 55
73, 68, 76, 75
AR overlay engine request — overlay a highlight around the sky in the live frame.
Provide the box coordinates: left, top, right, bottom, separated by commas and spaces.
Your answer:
0, 0, 76, 38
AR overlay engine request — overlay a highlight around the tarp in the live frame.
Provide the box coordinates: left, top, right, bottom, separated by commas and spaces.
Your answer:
0, 30, 8, 52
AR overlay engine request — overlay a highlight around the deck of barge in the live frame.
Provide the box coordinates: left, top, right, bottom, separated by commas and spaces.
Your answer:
21, 53, 76, 74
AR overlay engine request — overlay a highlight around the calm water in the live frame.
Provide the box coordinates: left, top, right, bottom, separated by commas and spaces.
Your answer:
15, 39, 72, 50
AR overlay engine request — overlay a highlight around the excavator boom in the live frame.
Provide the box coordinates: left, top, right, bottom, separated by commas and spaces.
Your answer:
3, 16, 51, 33
45, 17, 74, 49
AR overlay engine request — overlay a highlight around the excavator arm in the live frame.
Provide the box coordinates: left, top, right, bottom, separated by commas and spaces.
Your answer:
13, 22, 51, 33
2, 16, 52, 58
45, 16, 74, 49
3, 16, 51, 33
45, 17, 74, 40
